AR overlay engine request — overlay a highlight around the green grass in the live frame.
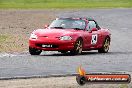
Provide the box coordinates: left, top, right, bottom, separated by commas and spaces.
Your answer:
119, 84, 128, 88
0, 0, 132, 9
0, 35, 8, 42
0, 35, 8, 52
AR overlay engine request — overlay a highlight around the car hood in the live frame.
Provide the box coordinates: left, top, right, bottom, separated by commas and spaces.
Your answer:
34, 29, 78, 37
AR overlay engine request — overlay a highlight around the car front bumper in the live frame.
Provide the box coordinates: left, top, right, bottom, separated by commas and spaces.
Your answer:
29, 38, 75, 51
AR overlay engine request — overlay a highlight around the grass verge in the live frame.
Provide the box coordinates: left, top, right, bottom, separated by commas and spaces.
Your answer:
0, 10, 54, 53
0, 0, 132, 9
0, 34, 28, 53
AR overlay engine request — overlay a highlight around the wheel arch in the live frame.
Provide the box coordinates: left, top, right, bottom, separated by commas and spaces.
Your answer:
78, 37, 83, 41
105, 35, 111, 42
77, 37, 84, 45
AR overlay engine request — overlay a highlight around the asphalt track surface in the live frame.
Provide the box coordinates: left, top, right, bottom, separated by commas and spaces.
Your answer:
0, 8, 132, 79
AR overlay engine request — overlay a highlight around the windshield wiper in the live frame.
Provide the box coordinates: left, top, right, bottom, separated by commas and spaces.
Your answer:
72, 28, 83, 30
51, 27, 64, 29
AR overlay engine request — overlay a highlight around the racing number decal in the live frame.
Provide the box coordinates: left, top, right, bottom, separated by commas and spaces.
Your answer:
91, 34, 98, 45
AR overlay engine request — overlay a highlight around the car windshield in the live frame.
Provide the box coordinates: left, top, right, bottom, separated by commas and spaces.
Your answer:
49, 18, 86, 30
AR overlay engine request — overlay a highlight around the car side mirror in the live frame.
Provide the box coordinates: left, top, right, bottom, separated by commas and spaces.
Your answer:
90, 28, 98, 33
44, 24, 49, 28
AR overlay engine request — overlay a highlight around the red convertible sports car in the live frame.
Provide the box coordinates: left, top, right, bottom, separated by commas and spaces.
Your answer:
29, 17, 111, 55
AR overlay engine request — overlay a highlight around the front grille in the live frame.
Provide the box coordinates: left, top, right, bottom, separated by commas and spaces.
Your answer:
36, 44, 42, 47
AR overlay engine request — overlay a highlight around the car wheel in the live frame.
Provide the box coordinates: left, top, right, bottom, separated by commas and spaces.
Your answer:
98, 37, 110, 53
70, 39, 83, 55
29, 47, 42, 55
76, 75, 86, 86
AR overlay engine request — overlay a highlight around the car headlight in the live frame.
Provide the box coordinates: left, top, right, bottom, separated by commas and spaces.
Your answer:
30, 33, 38, 39
60, 36, 72, 40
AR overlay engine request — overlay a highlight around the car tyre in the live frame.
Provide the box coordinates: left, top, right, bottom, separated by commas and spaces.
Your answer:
98, 37, 110, 53
29, 47, 42, 55
70, 39, 83, 55
59, 51, 68, 54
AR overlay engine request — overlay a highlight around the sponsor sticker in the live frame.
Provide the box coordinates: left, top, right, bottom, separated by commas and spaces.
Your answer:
76, 66, 131, 85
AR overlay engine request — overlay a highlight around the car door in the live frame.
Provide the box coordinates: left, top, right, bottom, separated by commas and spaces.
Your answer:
85, 21, 102, 49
